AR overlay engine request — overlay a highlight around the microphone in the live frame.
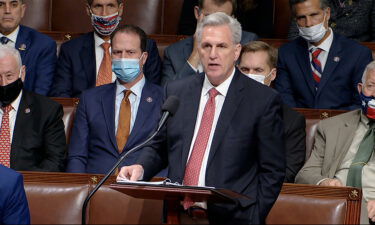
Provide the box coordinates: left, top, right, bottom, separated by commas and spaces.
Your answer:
81, 96, 179, 225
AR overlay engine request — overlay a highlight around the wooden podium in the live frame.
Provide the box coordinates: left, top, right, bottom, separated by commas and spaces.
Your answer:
110, 183, 250, 224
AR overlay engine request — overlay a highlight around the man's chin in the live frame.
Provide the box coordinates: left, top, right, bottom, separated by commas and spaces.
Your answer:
0, 25, 17, 35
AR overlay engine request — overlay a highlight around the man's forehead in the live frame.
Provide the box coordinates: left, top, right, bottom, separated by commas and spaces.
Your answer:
201, 25, 233, 41
0, 0, 22, 3
91, 0, 118, 5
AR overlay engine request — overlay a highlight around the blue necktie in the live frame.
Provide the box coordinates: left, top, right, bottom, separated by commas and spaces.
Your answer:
0, 36, 10, 45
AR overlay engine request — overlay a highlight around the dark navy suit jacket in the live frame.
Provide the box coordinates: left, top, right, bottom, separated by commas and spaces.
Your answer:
50, 32, 162, 97
274, 33, 373, 110
0, 165, 30, 224
67, 81, 164, 174
16, 25, 57, 95
138, 70, 285, 224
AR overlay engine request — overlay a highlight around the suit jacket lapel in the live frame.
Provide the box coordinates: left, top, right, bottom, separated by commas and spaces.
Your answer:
11, 91, 33, 162
101, 84, 118, 155
328, 110, 361, 177
125, 82, 156, 150
317, 34, 342, 96
181, 74, 204, 173
80, 33, 96, 87
206, 70, 244, 167
15, 26, 30, 61
296, 38, 316, 95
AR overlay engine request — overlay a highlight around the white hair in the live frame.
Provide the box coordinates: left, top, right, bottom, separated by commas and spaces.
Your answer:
196, 12, 242, 44
362, 61, 375, 84
0, 45, 22, 69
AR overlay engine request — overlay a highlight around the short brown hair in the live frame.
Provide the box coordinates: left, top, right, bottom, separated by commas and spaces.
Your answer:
289, 0, 329, 16
110, 25, 147, 52
87, 0, 122, 6
198, 0, 237, 15
239, 41, 278, 68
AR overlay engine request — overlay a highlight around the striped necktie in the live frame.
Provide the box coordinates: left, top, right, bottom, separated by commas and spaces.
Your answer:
311, 48, 323, 84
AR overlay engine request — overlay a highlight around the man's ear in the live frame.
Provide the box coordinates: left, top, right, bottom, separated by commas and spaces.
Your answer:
270, 68, 277, 82
86, 3, 91, 17
358, 83, 363, 94
20, 3, 26, 19
118, 3, 124, 16
20, 65, 26, 82
194, 6, 201, 20
140, 52, 148, 68
234, 44, 242, 61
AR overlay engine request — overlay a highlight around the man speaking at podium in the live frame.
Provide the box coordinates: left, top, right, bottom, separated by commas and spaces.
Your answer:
118, 12, 285, 224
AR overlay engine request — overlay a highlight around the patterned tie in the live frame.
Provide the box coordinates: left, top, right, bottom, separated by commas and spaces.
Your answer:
96, 42, 112, 86
116, 90, 132, 153
346, 122, 375, 188
311, 48, 323, 84
183, 88, 220, 209
0, 105, 13, 168
0, 36, 10, 45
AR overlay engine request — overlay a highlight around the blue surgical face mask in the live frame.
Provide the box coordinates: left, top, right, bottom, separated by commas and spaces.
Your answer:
112, 55, 142, 83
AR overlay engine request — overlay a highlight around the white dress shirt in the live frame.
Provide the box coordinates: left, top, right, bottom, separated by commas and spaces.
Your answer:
94, 32, 116, 82
186, 68, 235, 186
114, 76, 145, 134
0, 90, 23, 142
308, 28, 334, 72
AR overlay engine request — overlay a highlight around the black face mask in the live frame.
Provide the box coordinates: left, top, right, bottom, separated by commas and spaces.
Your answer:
0, 78, 23, 107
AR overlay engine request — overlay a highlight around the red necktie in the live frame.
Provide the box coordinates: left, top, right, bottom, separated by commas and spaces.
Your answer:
0, 105, 13, 168
96, 42, 112, 86
311, 48, 323, 83
183, 88, 219, 209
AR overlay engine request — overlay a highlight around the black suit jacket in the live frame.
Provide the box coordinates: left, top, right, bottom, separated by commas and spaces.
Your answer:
138, 69, 285, 224
282, 105, 306, 183
50, 32, 162, 97
10, 90, 66, 171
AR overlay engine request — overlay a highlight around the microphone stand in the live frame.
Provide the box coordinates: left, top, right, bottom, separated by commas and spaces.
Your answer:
81, 129, 160, 225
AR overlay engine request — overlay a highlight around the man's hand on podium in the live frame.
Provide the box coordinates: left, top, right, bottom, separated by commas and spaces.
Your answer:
117, 164, 144, 181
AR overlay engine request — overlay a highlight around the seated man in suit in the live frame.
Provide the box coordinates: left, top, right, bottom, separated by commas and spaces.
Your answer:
237, 41, 306, 183
0, 0, 57, 95
50, 0, 162, 98
295, 61, 375, 224
67, 25, 164, 175
274, 0, 373, 110
118, 12, 285, 224
161, 0, 258, 85
0, 45, 66, 171
0, 165, 30, 224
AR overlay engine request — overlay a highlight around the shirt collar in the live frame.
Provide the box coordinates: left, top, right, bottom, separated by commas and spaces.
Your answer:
308, 28, 334, 52
202, 67, 235, 97
94, 32, 110, 48
115, 75, 146, 98
1, 26, 19, 44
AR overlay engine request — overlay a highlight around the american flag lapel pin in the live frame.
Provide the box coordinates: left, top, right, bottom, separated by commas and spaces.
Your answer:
18, 44, 26, 51
146, 97, 153, 103
333, 56, 340, 62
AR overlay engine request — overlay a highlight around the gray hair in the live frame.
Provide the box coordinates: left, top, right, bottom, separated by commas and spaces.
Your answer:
196, 12, 242, 44
362, 61, 375, 84
0, 45, 22, 69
